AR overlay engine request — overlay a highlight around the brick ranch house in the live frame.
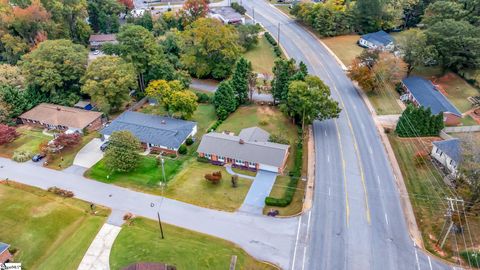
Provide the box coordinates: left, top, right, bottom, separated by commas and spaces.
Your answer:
197, 127, 290, 174
19, 103, 103, 133
100, 111, 197, 154
401, 76, 463, 126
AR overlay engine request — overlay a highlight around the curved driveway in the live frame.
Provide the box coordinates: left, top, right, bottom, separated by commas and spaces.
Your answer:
243, 1, 457, 270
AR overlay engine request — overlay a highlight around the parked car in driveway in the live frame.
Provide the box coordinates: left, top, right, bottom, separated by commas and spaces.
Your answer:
100, 141, 109, 152
32, 154, 46, 162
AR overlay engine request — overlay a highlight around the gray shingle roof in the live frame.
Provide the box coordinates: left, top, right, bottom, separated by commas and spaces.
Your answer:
197, 130, 289, 168
238, 127, 270, 142
101, 111, 196, 149
0, 242, 9, 254
403, 76, 462, 116
433, 138, 462, 164
361, 30, 393, 47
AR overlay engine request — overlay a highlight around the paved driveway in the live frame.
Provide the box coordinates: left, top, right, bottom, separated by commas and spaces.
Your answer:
73, 138, 104, 168
240, 170, 277, 214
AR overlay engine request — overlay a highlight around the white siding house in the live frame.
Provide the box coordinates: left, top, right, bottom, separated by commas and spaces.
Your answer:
431, 139, 461, 176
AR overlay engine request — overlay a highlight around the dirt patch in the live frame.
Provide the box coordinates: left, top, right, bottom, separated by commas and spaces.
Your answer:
258, 106, 276, 116
31, 202, 57, 218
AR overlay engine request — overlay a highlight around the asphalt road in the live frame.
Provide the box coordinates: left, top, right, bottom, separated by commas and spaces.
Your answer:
243, 1, 458, 269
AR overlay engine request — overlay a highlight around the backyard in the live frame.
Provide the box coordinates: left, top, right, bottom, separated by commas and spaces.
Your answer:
110, 218, 277, 270
0, 126, 50, 159
0, 182, 109, 270
244, 35, 278, 75
434, 72, 480, 113
388, 135, 480, 263
164, 161, 252, 211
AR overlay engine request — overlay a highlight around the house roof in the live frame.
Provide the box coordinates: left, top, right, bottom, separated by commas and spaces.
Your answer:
238, 127, 270, 142
100, 111, 196, 149
89, 34, 117, 42
197, 129, 289, 168
210, 7, 243, 21
433, 138, 462, 164
74, 100, 92, 108
0, 242, 9, 254
361, 30, 394, 47
402, 76, 462, 116
20, 103, 103, 129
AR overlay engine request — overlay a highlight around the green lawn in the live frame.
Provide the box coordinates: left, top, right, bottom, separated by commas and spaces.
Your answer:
231, 167, 257, 177
85, 156, 185, 194
434, 72, 480, 113
164, 161, 252, 211
244, 35, 278, 75
321, 34, 364, 66
460, 115, 478, 126
0, 126, 51, 159
263, 175, 306, 216
367, 90, 403, 115
388, 135, 480, 261
0, 182, 109, 270
110, 218, 277, 270
47, 132, 99, 170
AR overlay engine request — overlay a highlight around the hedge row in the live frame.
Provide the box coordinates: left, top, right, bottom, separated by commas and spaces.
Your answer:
208, 119, 223, 132
265, 140, 303, 207
264, 32, 282, 57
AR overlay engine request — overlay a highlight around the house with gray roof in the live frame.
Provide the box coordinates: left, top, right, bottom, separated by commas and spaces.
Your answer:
401, 76, 462, 126
100, 111, 197, 154
197, 127, 289, 173
431, 138, 461, 176
358, 30, 394, 51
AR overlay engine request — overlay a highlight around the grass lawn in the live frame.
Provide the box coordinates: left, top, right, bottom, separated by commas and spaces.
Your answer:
263, 175, 306, 216
388, 135, 480, 262
46, 132, 99, 170
244, 35, 278, 75
85, 156, 185, 194
460, 115, 478, 126
110, 218, 277, 270
164, 161, 252, 211
321, 34, 364, 67
367, 90, 403, 115
434, 72, 480, 113
0, 126, 50, 159
231, 166, 257, 177
216, 105, 299, 172
0, 182, 109, 270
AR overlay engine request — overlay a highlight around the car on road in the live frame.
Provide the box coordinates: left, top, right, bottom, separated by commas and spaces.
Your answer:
32, 154, 46, 162
100, 141, 109, 152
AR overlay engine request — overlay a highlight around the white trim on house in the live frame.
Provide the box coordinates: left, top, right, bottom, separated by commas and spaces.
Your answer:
431, 145, 459, 176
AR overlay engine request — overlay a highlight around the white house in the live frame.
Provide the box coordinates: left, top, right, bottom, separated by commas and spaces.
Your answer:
358, 30, 394, 51
431, 138, 462, 176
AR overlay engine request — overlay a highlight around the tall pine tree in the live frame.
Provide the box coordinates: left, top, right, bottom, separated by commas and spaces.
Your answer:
231, 57, 252, 105
395, 104, 444, 137
271, 58, 297, 104
213, 81, 237, 120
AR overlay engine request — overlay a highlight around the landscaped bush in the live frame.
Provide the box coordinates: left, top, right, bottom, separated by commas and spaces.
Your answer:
231, 2, 246, 15
264, 32, 277, 46
265, 140, 303, 207
209, 120, 223, 132
47, 186, 74, 198
197, 156, 210, 163
185, 137, 194, 146
12, 149, 33, 162
460, 250, 480, 268
178, 144, 187, 155
258, 120, 268, 126
205, 171, 222, 184
195, 92, 211, 103
273, 45, 282, 57
269, 134, 289, 144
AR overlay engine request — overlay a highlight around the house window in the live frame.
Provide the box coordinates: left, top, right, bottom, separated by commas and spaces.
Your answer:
449, 160, 453, 165
436, 148, 441, 154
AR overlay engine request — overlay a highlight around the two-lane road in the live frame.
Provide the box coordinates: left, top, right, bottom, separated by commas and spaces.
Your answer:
244, 1, 456, 269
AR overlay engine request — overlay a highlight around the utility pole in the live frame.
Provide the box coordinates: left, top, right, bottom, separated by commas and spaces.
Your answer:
157, 211, 165, 239
252, 7, 255, 23
438, 197, 464, 249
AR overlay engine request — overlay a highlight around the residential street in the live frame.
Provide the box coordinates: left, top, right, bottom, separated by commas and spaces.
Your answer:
0, 157, 297, 269
243, 1, 457, 269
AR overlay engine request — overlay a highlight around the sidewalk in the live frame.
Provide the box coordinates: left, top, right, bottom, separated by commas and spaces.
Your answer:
77, 224, 122, 270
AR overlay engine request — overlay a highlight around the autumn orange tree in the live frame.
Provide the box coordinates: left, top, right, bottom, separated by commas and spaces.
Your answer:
179, 0, 210, 26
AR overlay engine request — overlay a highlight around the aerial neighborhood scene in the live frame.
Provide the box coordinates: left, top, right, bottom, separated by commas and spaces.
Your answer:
1, 0, 480, 269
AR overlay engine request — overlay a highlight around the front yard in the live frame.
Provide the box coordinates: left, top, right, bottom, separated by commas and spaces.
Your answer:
244, 35, 278, 75
0, 126, 50, 159
0, 182, 109, 270
388, 134, 480, 263
110, 218, 276, 270
321, 34, 363, 67
46, 131, 99, 170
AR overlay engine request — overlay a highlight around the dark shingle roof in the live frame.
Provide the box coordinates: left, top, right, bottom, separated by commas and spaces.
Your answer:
403, 76, 462, 116
361, 30, 393, 47
0, 242, 9, 254
101, 111, 196, 149
433, 138, 462, 164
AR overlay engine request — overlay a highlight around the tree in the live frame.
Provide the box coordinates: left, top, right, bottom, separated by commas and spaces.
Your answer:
180, 18, 242, 79
213, 80, 236, 120
460, 137, 480, 212
0, 124, 18, 145
395, 104, 444, 137
231, 57, 253, 105
87, 0, 123, 33
426, 19, 480, 70
347, 59, 376, 92
117, 0, 134, 14
134, 11, 153, 31
170, 90, 198, 119
20, 39, 88, 101
397, 29, 437, 75
271, 58, 297, 103
179, 0, 209, 26
0, 34, 29, 64
145, 79, 197, 118
81, 56, 136, 114
422, 1, 466, 27
237, 24, 261, 51
282, 75, 341, 130
0, 85, 28, 124
0, 64, 25, 88
53, 133, 81, 149
104, 130, 140, 172
3, 0, 51, 44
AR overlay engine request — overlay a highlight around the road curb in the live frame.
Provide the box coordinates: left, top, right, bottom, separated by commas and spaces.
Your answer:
303, 126, 315, 213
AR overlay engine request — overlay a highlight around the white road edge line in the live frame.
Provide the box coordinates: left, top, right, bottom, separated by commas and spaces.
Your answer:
414, 248, 421, 270
328, 187, 331, 196
428, 256, 433, 270
384, 213, 389, 225
301, 212, 312, 270
301, 246, 308, 270
291, 215, 303, 270
324, 130, 327, 137
377, 175, 381, 186
327, 155, 330, 163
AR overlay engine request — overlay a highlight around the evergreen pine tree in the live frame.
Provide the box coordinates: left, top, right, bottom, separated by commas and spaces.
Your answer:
395, 104, 445, 137
213, 81, 237, 120
231, 57, 252, 105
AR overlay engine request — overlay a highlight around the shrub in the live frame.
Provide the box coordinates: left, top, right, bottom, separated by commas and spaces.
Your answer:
258, 120, 268, 126
264, 32, 277, 46
168, 153, 177, 158
178, 144, 187, 155
231, 2, 246, 14
195, 92, 211, 103
47, 186, 74, 198
460, 250, 480, 268
185, 137, 194, 146
197, 156, 210, 163
209, 120, 223, 132
269, 134, 289, 144
231, 174, 239, 187
205, 171, 222, 184
273, 45, 282, 57
12, 149, 33, 162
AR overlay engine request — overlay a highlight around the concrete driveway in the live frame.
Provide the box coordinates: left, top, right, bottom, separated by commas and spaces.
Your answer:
240, 170, 277, 214
73, 138, 104, 168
